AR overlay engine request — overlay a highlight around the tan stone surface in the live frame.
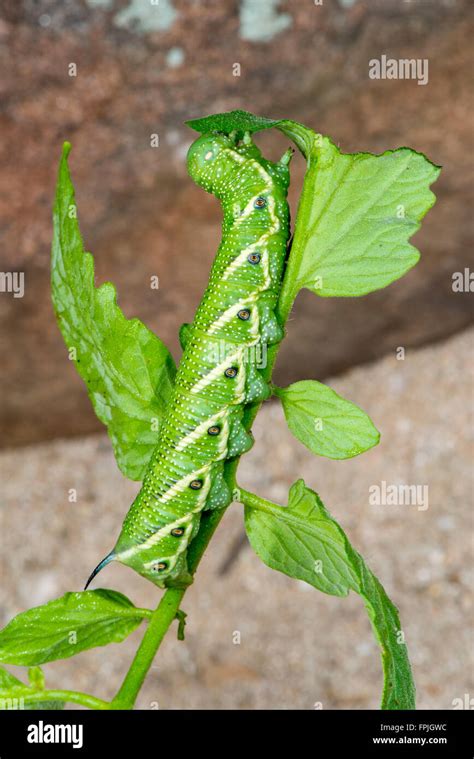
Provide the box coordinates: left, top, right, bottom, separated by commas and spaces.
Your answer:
1, 328, 472, 709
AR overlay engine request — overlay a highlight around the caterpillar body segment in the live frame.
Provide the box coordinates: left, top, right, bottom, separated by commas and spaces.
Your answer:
85, 132, 291, 589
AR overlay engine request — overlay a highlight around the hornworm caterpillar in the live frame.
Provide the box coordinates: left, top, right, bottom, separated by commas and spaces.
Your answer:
86, 131, 292, 589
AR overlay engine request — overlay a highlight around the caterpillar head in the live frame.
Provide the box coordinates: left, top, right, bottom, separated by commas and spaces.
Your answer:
186, 133, 236, 195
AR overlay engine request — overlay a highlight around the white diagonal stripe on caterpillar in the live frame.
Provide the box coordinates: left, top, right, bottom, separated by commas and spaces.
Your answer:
190, 344, 249, 398
206, 294, 260, 337
220, 244, 272, 291
118, 468, 212, 559
174, 408, 230, 455
123, 486, 210, 557
156, 464, 209, 503
218, 199, 278, 295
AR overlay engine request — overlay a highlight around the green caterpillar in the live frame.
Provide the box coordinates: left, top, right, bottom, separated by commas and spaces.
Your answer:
86, 131, 292, 589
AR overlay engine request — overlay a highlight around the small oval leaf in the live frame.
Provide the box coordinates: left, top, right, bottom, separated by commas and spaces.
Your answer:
275, 380, 380, 459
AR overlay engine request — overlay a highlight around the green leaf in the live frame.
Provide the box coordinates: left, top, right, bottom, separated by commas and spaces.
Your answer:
186, 109, 314, 157
0, 589, 151, 666
52, 143, 176, 481
0, 667, 64, 710
0, 666, 24, 690
282, 134, 440, 299
243, 481, 415, 709
274, 380, 380, 459
186, 109, 281, 139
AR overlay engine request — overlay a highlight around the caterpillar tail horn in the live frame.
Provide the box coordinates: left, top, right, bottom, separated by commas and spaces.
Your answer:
84, 552, 115, 590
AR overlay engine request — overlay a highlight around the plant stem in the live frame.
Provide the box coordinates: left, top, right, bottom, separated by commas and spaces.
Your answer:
111, 588, 185, 709
19, 689, 109, 710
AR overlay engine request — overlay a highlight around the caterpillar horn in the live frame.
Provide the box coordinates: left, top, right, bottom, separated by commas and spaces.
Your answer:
84, 552, 115, 590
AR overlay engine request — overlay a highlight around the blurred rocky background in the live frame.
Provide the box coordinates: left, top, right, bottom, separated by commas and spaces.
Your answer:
0, 0, 472, 446
0, 0, 473, 711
